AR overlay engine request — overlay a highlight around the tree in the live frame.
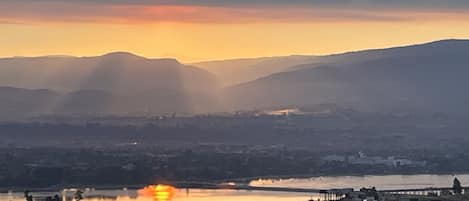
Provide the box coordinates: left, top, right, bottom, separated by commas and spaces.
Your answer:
74, 190, 84, 201
453, 177, 462, 194
24, 191, 33, 201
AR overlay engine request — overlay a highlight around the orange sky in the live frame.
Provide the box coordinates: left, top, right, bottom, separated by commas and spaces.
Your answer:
2, 1, 469, 62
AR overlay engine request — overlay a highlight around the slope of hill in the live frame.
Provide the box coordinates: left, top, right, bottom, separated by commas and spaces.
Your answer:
0, 52, 220, 116
193, 55, 317, 86
226, 39, 469, 113
0, 87, 60, 119
3, 39, 469, 117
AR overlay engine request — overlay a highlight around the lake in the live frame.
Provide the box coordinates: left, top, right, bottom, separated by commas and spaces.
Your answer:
2, 174, 468, 201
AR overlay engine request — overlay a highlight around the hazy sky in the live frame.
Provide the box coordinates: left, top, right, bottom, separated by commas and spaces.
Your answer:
2, 0, 469, 62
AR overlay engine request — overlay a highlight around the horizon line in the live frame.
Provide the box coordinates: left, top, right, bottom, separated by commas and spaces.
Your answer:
1, 38, 467, 64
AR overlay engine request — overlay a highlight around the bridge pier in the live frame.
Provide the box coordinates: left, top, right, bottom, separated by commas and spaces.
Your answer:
318, 192, 340, 201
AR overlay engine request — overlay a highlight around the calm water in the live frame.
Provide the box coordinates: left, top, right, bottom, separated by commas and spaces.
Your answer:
250, 174, 469, 190
0, 190, 310, 201
2, 174, 468, 201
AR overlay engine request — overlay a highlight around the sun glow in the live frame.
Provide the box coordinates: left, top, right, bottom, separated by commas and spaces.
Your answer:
139, 185, 176, 201
3, 2, 469, 61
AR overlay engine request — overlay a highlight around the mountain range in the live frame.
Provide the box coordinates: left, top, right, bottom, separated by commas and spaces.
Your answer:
193, 55, 317, 86
226, 39, 469, 113
0, 52, 219, 118
1, 39, 469, 118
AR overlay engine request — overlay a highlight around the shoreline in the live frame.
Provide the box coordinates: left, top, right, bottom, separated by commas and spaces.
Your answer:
2, 172, 469, 193
224, 172, 469, 182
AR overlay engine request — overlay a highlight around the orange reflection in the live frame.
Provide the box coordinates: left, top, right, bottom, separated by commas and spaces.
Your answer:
139, 184, 176, 201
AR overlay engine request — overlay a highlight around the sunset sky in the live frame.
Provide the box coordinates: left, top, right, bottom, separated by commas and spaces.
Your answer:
2, 0, 469, 62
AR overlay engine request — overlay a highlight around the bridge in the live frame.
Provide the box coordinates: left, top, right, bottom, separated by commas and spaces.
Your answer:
174, 182, 352, 201
381, 186, 469, 196
19, 182, 469, 201
169, 182, 469, 200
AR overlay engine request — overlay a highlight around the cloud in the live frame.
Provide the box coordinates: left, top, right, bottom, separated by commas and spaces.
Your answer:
4, 0, 469, 9
1, 0, 469, 24
0, 20, 26, 25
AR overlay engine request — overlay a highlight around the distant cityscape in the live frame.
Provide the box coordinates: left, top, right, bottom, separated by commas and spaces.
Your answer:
2, 106, 469, 190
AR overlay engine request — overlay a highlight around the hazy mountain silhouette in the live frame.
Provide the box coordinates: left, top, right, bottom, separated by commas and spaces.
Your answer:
3, 39, 469, 117
0, 87, 60, 119
0, 52, 220, 117
226, 39, 469, 113
193, 55, 317, 86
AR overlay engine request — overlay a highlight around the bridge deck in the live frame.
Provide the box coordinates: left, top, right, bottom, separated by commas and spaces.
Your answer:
12, 182, 466, 196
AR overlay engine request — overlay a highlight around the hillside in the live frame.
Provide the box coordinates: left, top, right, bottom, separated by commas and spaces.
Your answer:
0, 52, 220, 117
193, 55, 317, 86
226, 39, 469, 113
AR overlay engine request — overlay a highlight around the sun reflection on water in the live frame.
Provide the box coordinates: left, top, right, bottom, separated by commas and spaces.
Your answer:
1, 189, 311, 201
139, 185, 176, 201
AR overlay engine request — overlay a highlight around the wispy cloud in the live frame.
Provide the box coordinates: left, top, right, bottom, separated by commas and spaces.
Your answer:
4, 0, 469, 9
0, 20, 27, 25
1, 0, 469, 24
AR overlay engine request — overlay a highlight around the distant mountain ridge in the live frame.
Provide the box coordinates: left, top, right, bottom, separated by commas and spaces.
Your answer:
0, 52, 212, 92
193, 55, 317, 86
2, 39, 469, 118
225, 39, 469, 113
0, 52, 220, 118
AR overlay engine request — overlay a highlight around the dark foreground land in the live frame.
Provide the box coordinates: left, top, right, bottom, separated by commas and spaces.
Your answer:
2, 109, 469, 188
